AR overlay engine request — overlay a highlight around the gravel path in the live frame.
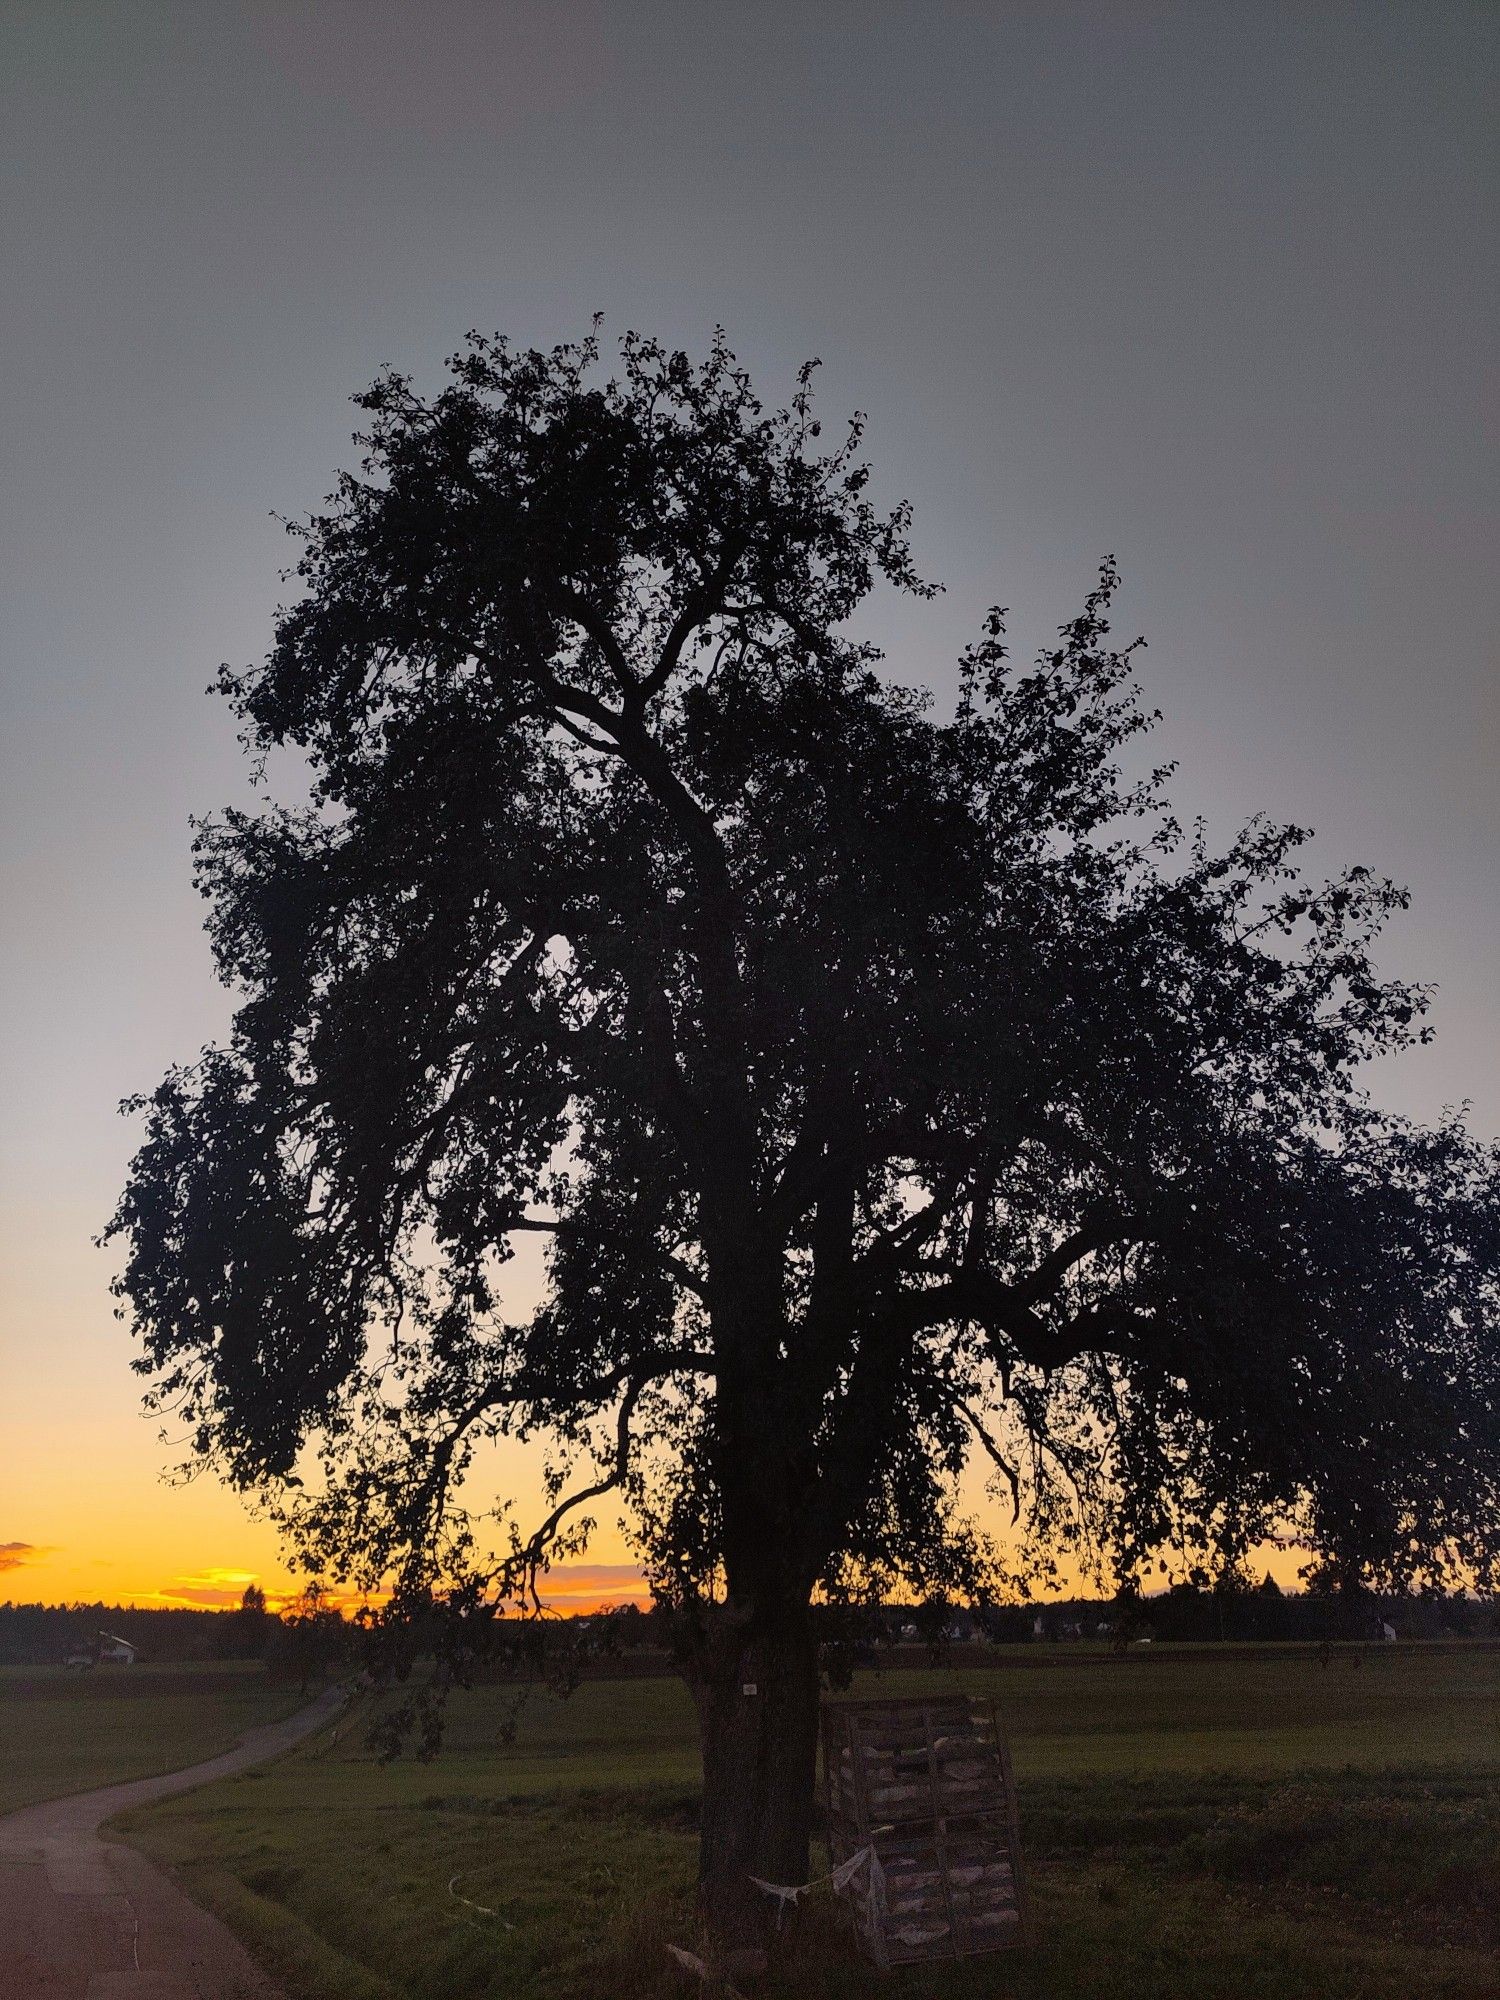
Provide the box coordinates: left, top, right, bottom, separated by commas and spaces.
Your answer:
0, 1683, 346, 1998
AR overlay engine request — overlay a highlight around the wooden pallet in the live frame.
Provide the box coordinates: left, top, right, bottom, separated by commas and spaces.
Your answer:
821, 1694, 1030, 1967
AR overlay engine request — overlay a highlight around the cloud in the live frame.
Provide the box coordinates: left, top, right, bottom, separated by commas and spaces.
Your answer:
135, 1568, 268, 1610
534, 1563, 649, 1611
136, 1571, 387, 1614
155, 1583, 255, 1608
0, 1541, 54, 1572
124, 1563, 647, 1617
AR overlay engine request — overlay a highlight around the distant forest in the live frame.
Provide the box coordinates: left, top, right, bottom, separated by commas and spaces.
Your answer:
983, 1584, 1495, 1647
4, 1584, 1491, 1668
0, 1600, 256, 1664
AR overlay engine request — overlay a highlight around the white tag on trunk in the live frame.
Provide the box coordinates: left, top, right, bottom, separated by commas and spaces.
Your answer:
742, 1682, 758, 1695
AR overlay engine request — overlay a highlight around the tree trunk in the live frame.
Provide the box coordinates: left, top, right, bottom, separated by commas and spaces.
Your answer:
692, 1607, 821, 1946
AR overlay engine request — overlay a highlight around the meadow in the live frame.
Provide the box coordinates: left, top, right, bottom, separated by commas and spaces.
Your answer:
0, 1661, 303, 1814
99, 1641, 1500, 2000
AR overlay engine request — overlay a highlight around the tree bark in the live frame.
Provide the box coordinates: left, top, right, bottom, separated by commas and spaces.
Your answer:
692, 1606, 821, 1945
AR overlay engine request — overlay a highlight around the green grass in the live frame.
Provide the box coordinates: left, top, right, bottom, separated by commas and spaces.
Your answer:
0, 1662, 305, 1813
117, 1643, 1500, 2000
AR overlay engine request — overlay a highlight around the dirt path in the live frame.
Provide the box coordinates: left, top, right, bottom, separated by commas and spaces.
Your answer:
0, 1683, 346, 1999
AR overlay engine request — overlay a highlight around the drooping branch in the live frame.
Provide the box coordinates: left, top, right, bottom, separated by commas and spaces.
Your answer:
509, 1375, 645, 1614
395, 1342, 715, 1599
959, 1402, 1022, 1524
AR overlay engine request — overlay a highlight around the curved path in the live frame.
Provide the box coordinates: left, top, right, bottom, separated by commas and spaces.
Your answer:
0, 1683, 346, 1999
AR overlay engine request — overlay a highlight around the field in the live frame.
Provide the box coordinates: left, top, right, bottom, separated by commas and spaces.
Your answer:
101, 1641, 1500, 2000
0, 1662, 304, 1814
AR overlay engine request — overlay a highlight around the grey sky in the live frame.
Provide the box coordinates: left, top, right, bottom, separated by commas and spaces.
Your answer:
2, 3, 1496, 1498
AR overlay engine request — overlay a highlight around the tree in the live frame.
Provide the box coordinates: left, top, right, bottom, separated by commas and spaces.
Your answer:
106, 328, 1500, 1940
217, 1579, 271, 1659
265, 1581, 349, 1692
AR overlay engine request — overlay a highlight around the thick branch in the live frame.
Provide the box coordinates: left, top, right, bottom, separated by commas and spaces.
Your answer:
543, 578, 641, 699
871, 1267, 1152, 1375
1008, 1208, 1146, 1305
468, 625, 756, 1171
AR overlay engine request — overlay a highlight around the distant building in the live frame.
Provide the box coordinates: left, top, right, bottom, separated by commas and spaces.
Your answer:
62, 1630, 138, 1668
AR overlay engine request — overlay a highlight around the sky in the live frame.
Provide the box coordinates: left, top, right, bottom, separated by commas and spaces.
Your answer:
1, 1, 1495, 1613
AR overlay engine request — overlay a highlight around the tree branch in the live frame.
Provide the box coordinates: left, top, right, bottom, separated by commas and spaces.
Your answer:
542, 579, 641, 700
1008, 1208, 1146, 1306
512, 1376, 645, 1613
504, 1214, 710, 1302
869, 1267, 1152, 1375
638, 532, 751, 704
959, 1402, 1022, 1524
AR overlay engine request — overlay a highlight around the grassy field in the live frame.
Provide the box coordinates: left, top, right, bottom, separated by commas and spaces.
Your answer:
109, 1642, 1500, 2000
0, 1662, 304, 1814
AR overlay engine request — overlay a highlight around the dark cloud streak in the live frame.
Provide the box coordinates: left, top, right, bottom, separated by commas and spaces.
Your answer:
0, 1543, 50, 1572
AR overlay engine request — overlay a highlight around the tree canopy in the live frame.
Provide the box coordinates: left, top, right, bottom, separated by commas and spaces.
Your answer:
106, 326, 1499, 1919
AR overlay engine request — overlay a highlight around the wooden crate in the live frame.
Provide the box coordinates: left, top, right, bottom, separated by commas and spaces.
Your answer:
821, 1694, 1029, 1967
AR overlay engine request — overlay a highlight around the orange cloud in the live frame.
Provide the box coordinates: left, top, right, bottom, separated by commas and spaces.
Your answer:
132, 1570, 390, 1616
133, 1568, 269, 1609
124, 1564, 644, 1618
534, 1562, 650, 1612
159, 1583, 256, 1607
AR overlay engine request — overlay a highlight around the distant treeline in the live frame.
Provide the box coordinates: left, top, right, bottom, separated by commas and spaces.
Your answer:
975, 1583, 1497, 1646
6, 1582, 1492, 1669
0, 1591, 354, 1691
589, 1585, 1496, 1659
0, 1600, 248, 1664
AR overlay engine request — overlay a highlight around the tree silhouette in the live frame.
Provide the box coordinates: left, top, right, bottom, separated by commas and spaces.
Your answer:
266, 1581, 349, 1692
106, 328, 1499, 1938
217, 1579, 271, 1660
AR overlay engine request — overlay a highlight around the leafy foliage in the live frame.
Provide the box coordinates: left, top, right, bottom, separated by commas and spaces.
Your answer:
107, 325, 1499, 1666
